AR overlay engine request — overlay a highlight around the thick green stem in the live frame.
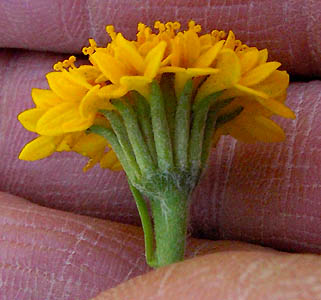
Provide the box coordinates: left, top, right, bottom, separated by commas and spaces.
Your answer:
150, 187, 189, 267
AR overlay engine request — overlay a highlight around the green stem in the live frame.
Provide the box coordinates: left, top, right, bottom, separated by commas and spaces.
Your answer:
174, 79, 193, 170
112, 99, 156, 176
89, 125, 137, 183
129, 183, 157, 267
150, 187, 189, 267
149, 80, 174, 171
189, 92, 221, 177
133, 92, 158, 164
100, 110, 141, 178
160, 74, 177, 145
201, 109, 218, 170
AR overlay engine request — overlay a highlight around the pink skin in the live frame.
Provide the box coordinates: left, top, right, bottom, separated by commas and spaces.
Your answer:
0, 1, 320, 299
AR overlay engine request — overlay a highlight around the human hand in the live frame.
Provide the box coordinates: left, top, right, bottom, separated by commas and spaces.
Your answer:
0, 1, 320, 299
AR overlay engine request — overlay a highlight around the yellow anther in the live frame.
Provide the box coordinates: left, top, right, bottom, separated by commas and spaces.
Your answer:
82, 39, 97, 56
236, 44, 249, 52
69, 55, 76, 63
68, 56, 76, 69
53, 55, 76, 71
89, 39, 97, 48
234, 40, 242, 47
187, 20, 201, 32
188, 20, 196, 29
173, 22, 181, 30
62, 59, 70, 68
211, 30, 226, 42
155, 21, 166, 32
53, 61, 64, 71
219, 30, 226, 39
138, 23, 146, 33
106, 25, 116, 40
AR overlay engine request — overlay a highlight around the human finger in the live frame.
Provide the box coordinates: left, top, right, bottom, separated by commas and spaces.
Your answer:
0, 0, 320, 76
94, 239, 321, 299
1, 192, 320, 300
0, 192, 148, 300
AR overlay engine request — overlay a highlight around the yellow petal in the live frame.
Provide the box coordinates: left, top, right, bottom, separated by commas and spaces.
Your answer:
199, 34, 212, 47
171, 68, 219, 97
174, 72, 192, 97
19, 136, 58, 161
224, 121, 258, 143
99, 84, 128, 99
257, 49, 268, 65
115, 33, 145, 73
250, 115, 286, 142
79, 85, 105, 119
74, 65, 102, 82
159, 66, 186, 74
193, 40, 225, 68
239, 62, 281, 86
252, 70, 289, 98
100, 150, 122, 171
234, 83, 269, 99
55, 133, 82, 152
171, 34, 184, 67
95, 73, 107, 84
72, 133, 107, 157
234, 84, 295, 119
186, 68, 219, 77
91, 51, 128, 84
36, 102, 86, 135
62, 69, 92, 89
62, 116, 94, 133
120, 76, 151, 98
144, 41, 167, 79
111, 161, 123, 171
223, 31, 236, 49
46, 72, 88, 102
31, 88, 62, 108
139, 40, 159, 57
238, 48, 259, 74
183, 30, 200, 66
196, 49, 241, 100
18, 108, 46, 132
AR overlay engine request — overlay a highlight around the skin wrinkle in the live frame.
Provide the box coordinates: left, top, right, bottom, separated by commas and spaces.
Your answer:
0, 199, 146, 268
0, 194, 150, 300
93, 250, 321, 300
0, 206, 145, 265
0, 1, 320, 76
8, 193, 321, 300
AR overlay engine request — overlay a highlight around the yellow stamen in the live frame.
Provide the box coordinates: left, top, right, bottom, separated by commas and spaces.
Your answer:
106, 25, 117, 40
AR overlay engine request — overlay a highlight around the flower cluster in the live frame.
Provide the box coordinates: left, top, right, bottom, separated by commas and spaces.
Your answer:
18, 21, 294, 170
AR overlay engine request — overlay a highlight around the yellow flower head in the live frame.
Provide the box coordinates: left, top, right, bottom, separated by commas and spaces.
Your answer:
18, 21, 295, 171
